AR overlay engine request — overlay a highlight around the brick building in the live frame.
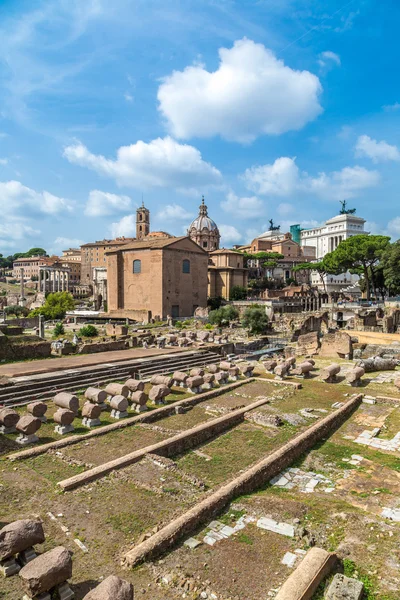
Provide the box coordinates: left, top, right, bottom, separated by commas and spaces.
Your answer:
106, 236, 208, 320
208, 249, 248, 300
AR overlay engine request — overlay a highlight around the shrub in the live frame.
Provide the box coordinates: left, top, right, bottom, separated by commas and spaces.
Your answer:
241, 305, 269, 334
208, 305, 239, 327
207, 296, 223, 310
5, 305, 29, 317
175, 321, 183, 329
230, 286, 248, 301
53, 322, 65, 337
204, 323, 213, 330
29, 291, 75, 321
79, 324, 98, 337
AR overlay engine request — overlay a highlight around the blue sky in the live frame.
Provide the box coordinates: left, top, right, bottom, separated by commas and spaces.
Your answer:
0, 0, 399, 255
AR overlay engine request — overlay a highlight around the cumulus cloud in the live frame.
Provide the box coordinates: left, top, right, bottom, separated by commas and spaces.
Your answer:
220, 191, 264, 219
52, 236, 85, 250
0, 220, 40, 241
355, 135, 400, 163
387, 217, 400, 237
219, 224, 243, 245
243, 157, 380, 200
318, 51, 341, 68
157, 38, 323, 143
0, 180, 73, 215
156, 203, 193, 221
110, 214, 136, 238
85, 190, 132, 217
0, 158, 8, 165
383, 102, 400, 112
63, 137, 222, 191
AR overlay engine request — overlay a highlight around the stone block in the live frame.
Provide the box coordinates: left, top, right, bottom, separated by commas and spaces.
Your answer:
149, 384, 171, 403
320, 331, 352, 359
296, 331, 320, 356
27, 402, 48, 422
82, 575, 133, 599
54, 392, 79, 414
84, 387, 107, 405
0, 408, 19, 433
325, 573, 363, 599
19, 546, 72, 597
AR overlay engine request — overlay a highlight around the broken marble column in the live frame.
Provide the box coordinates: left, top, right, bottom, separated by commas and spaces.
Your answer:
27, 402, 48, 423
81, 402, 102, 428
19, 546, 73, 600
239, 363, 255, 378
203, 372, 215, 390
85, 387, 108, 410
149, 384, 171, 403
228, 366, 240, 381
274, 363, 289, 380
214, 370, 229, 385
346, 366, 365, 387
207, 363, 220, 374
149, 374, 173, 387
15, 415, 41, 445
284, 357, 296, 371
219, 361, 233, 371
0, 519, 45, 577
125, 378, 145, 395
291, 361, 314, 379
53, 408, 75, 435
54, 392, 79, 414
130, 390, 148, 413
82, 575, 133, 599
104, 382, 129, 400
320, 363, 341, 383
262, 359, 277, 373
110, 395, 129, 419
186, 375, 204, 394
189, 367, 205, 377
172, 371, 188, 388
0, 408, 20, 434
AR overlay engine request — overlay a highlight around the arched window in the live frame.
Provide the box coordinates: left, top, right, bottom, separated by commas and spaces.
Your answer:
133, 259, 141, 274
182, 259, 190, 274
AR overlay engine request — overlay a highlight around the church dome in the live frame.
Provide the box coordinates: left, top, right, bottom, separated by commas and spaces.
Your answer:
188, 197, 220, 251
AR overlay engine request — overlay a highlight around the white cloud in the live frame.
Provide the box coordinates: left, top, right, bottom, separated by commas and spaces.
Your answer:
64, 137, 222, 191
0, 180, 74, 215
277, 202, 294, 216
383, 102, 400, 112
53, 236, 84, 250
243, 157, 380, 200
0, 220, 40, 241
219, 224, 243, 246
355, 135, 400, 163
387, 217, 400, 237
124, 93, 134, 103
0, 158, 8, 165
318, 51, 341, 68
110, 214, 136, 238
85, 189, 132, 217
157, 38, 323, 143
156, 204, 193, 221
364, 221, 382, 235
220, 191, 264, 219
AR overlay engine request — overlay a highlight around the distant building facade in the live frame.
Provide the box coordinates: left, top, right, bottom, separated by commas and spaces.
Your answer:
293, 212, 367, 294
106, 236, 208, 320
13, 255, 57, 280
60, 248, 81, 286
188, 197, 220, 251
208, 249, 248, 300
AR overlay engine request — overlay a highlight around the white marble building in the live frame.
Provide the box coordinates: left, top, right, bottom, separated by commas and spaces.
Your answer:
297, 213, 367, 295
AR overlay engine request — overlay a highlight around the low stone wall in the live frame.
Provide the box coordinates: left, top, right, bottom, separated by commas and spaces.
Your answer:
78, 339, 128, 354
123, 394, 362, 567
58, 395, 271, 491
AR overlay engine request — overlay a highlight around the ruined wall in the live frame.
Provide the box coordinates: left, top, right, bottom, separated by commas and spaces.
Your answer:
274, 311, 329, 341
78, 339, 128, 354
319, 331, 353, 359
0, 334, 51, 360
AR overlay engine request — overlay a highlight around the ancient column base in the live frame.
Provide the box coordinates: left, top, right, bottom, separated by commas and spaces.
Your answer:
16, 434, 39, 446
97, 402, 108, 412
0, 425, 17, 435
0, 557, 21, 577
57, 582, 75, 600
23, 593, 51, 600
54, 424, 75, 435
18, 547, 37, 566
188, 386, 203, 394
134, 405, 148, 413
39, 416, 47, 423
82, 417, 101, 428
110, 409, 128, 419
202, 383, 214, 390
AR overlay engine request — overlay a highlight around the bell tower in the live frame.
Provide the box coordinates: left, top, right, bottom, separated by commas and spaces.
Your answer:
136, 202, 150, 239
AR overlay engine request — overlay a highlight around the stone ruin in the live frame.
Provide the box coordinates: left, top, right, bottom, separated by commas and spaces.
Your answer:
296, 330, 353, 359
0, 519, 45, 577
83, 575, 134, 599
356, 356, 398, 372
320, 363, 341, 383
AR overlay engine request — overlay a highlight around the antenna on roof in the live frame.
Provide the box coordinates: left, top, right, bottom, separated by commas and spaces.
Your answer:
141, 193, 144, 208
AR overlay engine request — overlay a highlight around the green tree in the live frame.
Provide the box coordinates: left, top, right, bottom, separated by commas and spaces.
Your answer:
29, 291, 75, 320
322, 235, 390, 300
5, 305, 29, 317
208, 305, 239, 326
230, 286, 248, 301
53, 322, 65, 337
241, 305, 269, 334
79, 324, 98, 337
382, 240, 400, 296
25, 248, 47, 257
207, 296, 223, 310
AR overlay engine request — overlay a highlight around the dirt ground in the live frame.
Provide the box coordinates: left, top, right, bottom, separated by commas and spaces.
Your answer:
1, 360, 400, 599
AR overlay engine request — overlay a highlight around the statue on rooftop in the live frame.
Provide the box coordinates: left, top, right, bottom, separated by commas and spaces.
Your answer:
269, 219, 280, 231
340, 200, 356, 215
